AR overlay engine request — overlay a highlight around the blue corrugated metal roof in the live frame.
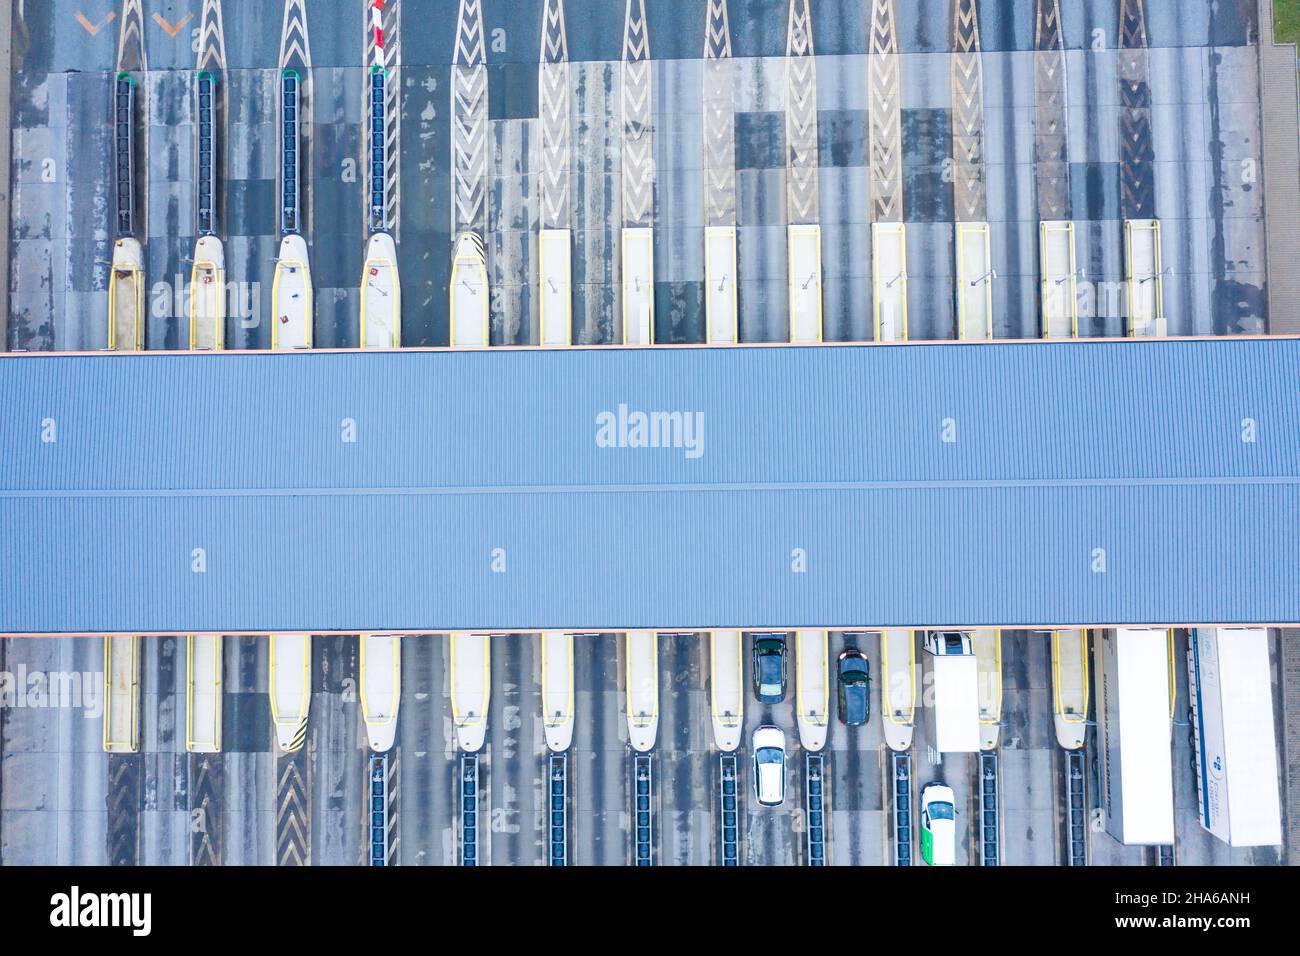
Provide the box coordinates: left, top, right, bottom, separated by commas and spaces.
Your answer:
0, 339, 1297, 633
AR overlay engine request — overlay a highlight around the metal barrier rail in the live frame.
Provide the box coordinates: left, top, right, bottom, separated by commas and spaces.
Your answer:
368, 753, 388, 866
977, 751, 999, 866
280, 69, 301, 234
114, 73, 135, 237
1065, 749, 1088, 865
368, 67, 387, 232
1152, 844, 1175, 866
459, 752, 479, 866
633, 754, 653, 866
806, 753, 827, 866
718, 753, 739, 866
196, 71, 217, 236
548, 752, 568, 866
891, 751, 913, 866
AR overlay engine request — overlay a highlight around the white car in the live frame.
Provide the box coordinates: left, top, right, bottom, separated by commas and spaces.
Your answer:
752, 725, 786, 807
920, 783, 957, 866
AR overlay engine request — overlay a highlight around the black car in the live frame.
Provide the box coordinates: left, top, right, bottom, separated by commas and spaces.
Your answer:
837, 649, 871, 726
752, 635, 788, 704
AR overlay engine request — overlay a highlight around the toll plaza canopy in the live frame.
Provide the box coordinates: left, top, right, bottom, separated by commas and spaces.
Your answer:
0, 338, 1297, 635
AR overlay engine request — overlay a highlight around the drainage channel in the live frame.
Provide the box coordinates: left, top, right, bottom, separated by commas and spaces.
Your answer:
196, 71, 217, 236
633, 754, 653, 866
806, 754, 827, 866
977, 751, 999, 866
281, 69, 302, 234
368, 66, 387, 232
367, 753, 389, 866
547, 753, 568, 867
891, 751, 913, 866
718, 753, 739, 866
459, 752, 479, 866
1150, 844, 1175, 866
1064, 749, 1088, 865
114, 72, 136, 237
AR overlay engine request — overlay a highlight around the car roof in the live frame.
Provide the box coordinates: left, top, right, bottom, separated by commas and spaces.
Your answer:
927, 818, 956, 865
842, 683, 868, 721
753, 725, 785, 749
756, 761, 784, 802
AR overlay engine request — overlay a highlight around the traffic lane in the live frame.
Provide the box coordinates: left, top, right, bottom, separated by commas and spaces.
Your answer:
489, 118, 541, 347
138, 1, 203, 72
8, 71, 68, 353
913, 646, 974, 866
223, 68, 278, 349
826, 631, 884, 866
393, 65, 452, 348
997, 631, 1057, 866
219, 0, 363, 71
1201, 43, 1267, 335
658, 634, 712, 865
569, 61, 622, 346
145, 72, 196, 351
741, 631, 800, 865
47, 71, 114, 351
1146, 0, 1257, 48
222, 635, 273, 865
980, 53, 1038, 340
138, 636, 188, 865
1149, 45, 1214, 337
397, 634, 455, 865
11, 0, 117, 76
1063, 48, 1127, 338
309, 66, 364, 349
0, 636, 108, 864
487, 633, 543, 866
571, 634, 627, 866
310, 635, 364, 865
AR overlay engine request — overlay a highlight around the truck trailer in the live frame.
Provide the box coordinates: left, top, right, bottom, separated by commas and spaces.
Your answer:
1095, 628, 1174, 846
924, 631, 980, 753
1187, 628, 1282, 847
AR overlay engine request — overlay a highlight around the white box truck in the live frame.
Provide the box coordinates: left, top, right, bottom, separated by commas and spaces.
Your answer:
1095, 628, 1174, 846
924, 631, 980, 753
1187, 628, 1282, 847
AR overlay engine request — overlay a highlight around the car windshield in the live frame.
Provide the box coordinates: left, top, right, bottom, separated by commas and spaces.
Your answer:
756, 747, 783, 766
840, 657, 868, 676
928, 802, 954, 821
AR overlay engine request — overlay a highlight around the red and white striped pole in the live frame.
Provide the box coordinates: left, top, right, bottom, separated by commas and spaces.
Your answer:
371, 0, 386, 68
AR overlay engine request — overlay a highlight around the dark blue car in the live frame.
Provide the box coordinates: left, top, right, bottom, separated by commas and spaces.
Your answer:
837, 649, 871, 726
752, 635, 788, 704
